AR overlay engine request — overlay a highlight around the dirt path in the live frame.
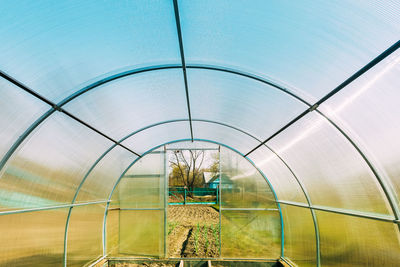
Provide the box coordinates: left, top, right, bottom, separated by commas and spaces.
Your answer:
167, 205, 220, 258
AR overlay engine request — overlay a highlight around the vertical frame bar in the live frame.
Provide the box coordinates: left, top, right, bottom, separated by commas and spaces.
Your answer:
218, 145, 222, 257
164, 146, 168, 258
118, 187, 121, 255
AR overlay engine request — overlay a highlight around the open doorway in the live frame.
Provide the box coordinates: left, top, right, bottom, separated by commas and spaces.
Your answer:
166, 146, 221, 259
107, 141, 281, 263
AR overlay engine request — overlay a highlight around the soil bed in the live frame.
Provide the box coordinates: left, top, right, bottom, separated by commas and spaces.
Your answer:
167, 205, 220, 258
109, 262, 178, 267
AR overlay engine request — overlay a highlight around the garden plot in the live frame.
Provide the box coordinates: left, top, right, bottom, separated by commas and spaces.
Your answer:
167, 205, 220, 258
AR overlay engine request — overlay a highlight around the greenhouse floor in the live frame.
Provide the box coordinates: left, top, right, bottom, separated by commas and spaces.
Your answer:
106, 259, 285, 267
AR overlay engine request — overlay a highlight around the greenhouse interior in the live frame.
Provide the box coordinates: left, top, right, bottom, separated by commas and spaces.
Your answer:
0, 1, 399, 267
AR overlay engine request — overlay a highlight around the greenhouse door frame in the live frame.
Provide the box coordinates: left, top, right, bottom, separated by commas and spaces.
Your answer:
165, 145, 222, 258
104, 140, 284, 262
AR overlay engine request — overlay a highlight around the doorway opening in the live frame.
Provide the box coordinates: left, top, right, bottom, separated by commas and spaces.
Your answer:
166, 146, 221, 258
106, 140, 281, 263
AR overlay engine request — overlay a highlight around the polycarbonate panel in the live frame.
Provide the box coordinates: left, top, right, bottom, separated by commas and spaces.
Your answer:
192, 120, 261, 155
64, 70, 188, 140
281, 205, 316, 267
320, 49, 400, 206
75, 146, 138, 203
109, 186, 120, 209
317, 211, 400, 266
119, 152, 165, 209
124, 151, 165, 179
0, 208, 68, 266
0, 0, 180, 102
267, 112, 393, 215
220, 147, 276, 209
188, 69, 307, 140
106, 186, 121, 256
248, 145, 308, 203
106, 209, 119, 257
122, 121, 190, 154
0, 112, 113, 211
167, 140, 219, 150
119, 210, 164, 257
221, 210, 281, 259
0, 78, 49, 161
119, 177, 164, 209
180, 0, 400, 99
67, 203, 105, 266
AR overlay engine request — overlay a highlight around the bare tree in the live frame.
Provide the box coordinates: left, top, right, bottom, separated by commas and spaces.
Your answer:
169, 150, 206, 195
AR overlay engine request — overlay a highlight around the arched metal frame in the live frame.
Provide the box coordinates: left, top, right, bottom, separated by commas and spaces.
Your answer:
61, 118, 320, 264
0, 61, 319, 174
0, 63, 308, 172
0, 0, 398, 264
0, 40, 398, 266
0, 63, 324, 266
102, 138, 285, 259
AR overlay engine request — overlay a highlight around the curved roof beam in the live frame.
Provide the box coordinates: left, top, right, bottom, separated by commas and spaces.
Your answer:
0, 63, 313, 174
101, 138, 285, 258
64, 118, 320, 264
244, 40, 400, 229
245, 40, 400, 156
64, 118, 319, 216
1, 57, 397, 235
173, 0, 194, 141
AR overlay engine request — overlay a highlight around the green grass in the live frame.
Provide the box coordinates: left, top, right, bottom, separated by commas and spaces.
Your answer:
167, 221, 179, 235
211, 224, 219, 250
203, 225, 209, 252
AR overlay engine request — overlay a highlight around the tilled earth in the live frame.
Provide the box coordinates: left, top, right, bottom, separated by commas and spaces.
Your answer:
109, 263, 177, 267
109, 263, 176, 267
167, 205, 220, 258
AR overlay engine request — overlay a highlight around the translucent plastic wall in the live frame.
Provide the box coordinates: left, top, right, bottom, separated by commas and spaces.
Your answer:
107, 151, 166, 258
220, 147, 281, 259
0, 0, 399, 266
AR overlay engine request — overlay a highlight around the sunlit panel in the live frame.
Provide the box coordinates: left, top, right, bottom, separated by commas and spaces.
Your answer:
317, 211, 400, 266
220, 146, 281, 259
0, 208, 67, 266
74, 146, 138, 203
122, 121, 190, 155
221, 147, 277, 209
64, 70, 188, 140
119, 152, 165, 209
192, 120, 261, 155
106, 209, 119, 257
108, 151, 166, 257
67, 203, 105, 267
267, 112, 393, 215
180, 0, 400, 99
281, 205, 316, 267
0, 78, 49, 161
320, 49, 400, 206
221, 210, 281, 259
247, 145, 308, 203
0, 113, 113, 211
188, 69, 307, 140
0, 0, 180, 102
119, 210, 164, 257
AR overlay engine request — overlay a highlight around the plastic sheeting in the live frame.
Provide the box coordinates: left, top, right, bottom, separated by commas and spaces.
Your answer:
0, 1, 399, 266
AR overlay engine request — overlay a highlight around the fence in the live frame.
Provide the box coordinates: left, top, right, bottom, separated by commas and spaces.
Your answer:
168, 187, 218, 205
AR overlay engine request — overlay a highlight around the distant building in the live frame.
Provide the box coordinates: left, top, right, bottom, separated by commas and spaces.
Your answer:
203, 172, 233, 189
203, 172, 219, 189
